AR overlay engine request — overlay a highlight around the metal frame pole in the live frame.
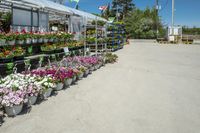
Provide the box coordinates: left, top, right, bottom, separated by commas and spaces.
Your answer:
95, 16, 98, 56
156, 0, 159, 39
172, 0, 174, 27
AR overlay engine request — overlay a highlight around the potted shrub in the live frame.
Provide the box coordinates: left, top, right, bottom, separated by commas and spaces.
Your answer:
0, 34, 6, 46
5, 33, 16, 45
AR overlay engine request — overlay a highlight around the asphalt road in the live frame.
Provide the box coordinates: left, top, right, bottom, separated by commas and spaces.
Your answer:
1, 41, 200, 133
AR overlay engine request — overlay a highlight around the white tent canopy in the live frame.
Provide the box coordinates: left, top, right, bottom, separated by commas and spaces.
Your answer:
4, 0, 107, 22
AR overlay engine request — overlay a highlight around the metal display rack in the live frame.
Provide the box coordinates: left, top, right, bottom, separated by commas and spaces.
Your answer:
107, 24, 126, 52
0, 0, 108, 77
84, 18, 107, 56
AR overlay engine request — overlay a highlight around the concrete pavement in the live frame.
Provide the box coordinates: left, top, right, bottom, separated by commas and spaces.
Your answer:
1, 41, 200, 133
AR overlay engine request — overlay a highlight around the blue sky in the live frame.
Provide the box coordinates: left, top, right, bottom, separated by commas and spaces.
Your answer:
65, 0, 200, 27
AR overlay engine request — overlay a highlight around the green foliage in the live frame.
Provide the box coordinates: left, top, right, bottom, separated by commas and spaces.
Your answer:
91, 20, 106, 26
0, 12, 12, 33
182, 26, 200, 35
124, 8, 164, 39
105, 53, 118, 63
111, 0, 135, 19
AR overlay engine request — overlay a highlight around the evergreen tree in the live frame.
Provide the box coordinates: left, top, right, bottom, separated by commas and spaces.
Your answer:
111, 0, 135, 20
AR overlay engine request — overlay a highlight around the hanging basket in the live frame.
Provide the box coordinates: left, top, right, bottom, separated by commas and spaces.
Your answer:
38, 38, 44, 43
43, 38, 48, 43
4, 104, 23, 117
16, 40, 25, 45
25, 38, 32, 44
54, 83, 64, 91
0, 39, 6, 46
28, 96, 38, 105
42, 88, 53, 99
7, 40, 15, 45
64, 78, 73, 86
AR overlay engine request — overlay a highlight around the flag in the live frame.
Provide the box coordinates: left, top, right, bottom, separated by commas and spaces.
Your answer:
98, 5, 108, 11
69, 0, 79, 3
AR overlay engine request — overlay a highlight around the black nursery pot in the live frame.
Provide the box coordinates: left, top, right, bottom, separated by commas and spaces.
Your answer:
14, 55, 24, 61
54, 49, 64, 54
42, 50, 55, 55
0, 58, 13, 63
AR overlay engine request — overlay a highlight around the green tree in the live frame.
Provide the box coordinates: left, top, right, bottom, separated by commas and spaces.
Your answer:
111, 0, 135, 20
125, 8, 164, 39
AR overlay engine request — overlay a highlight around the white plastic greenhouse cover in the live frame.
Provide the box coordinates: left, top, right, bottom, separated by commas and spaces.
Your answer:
18, 0, 107, 21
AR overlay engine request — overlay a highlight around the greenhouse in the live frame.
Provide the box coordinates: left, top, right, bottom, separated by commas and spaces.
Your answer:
0, 0, 125, 123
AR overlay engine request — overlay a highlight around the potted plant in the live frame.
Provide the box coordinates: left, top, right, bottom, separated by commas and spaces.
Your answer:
1, 87, 25, 116
47, 34, 55, 43
25, 33, 32, 44
5, 33, 16, 45
73, 68, 83, 80
58, 33, 65, 42
13, 46, 25, 61
40, 44, 56, 54
53, 75, 64, 91
43, 34, 49, 43
0, 34, 6, 46
16, 33, 25, 45
64, 69, 74, 86
31, 34, 38, 44
79, 66, 87, 77
0, 49, 13, 63
105, 53, 118, 63
38, 34, 44, 43
36, 76, 55, 99
26, 83, 41, 105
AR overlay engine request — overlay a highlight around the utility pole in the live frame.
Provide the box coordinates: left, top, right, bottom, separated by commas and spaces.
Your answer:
171, 0, 175, 39
156, 0, 159, 39
172, 0, 175, 27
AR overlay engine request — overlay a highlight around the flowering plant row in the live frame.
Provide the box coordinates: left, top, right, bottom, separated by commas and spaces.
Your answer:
0, 55, 104, 117
0, 32, 74, 46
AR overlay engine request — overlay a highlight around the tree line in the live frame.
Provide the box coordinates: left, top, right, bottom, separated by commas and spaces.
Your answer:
101, 0, 200, 39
